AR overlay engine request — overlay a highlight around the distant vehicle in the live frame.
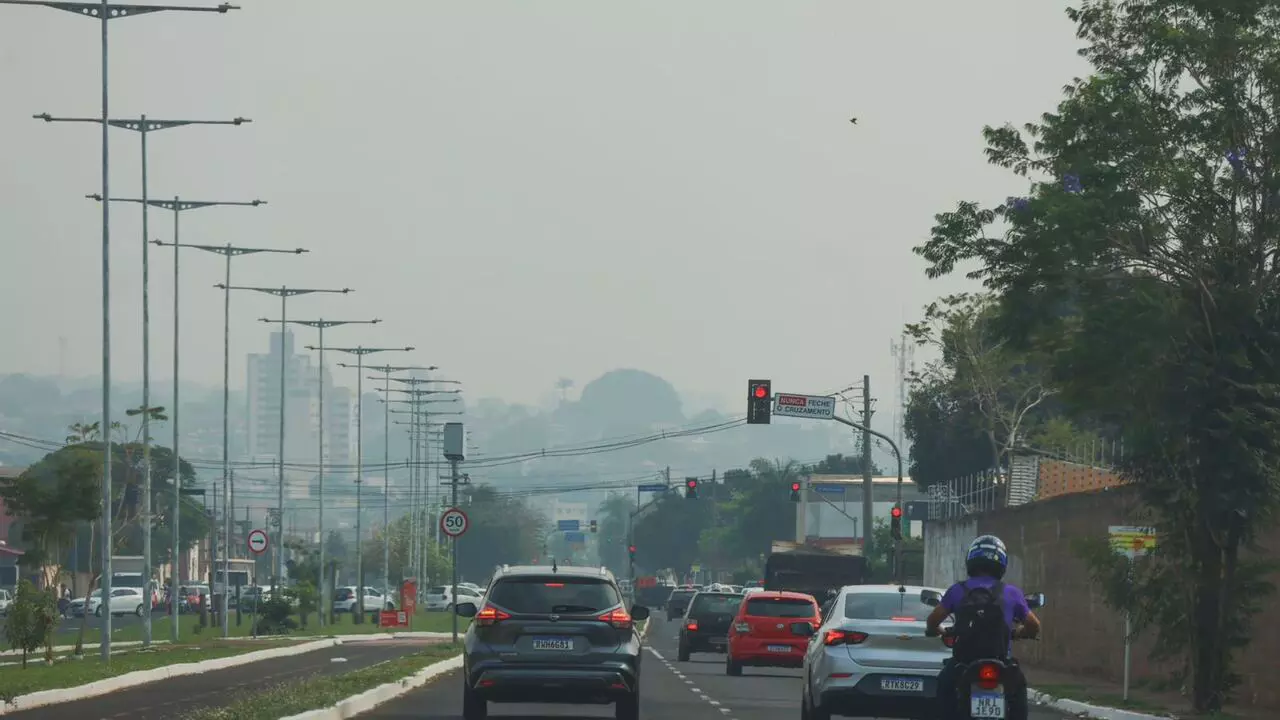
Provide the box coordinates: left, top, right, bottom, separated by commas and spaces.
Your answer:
333, 586, 397, 615
764, 547, 866, 600
68, 587, 150, 617
665, 588, 697, 620
676, 591, 744, 661
425, 584, 483, 612
453, 564, 650, 720
726, 590, 820, 675
0, 588, 11, 616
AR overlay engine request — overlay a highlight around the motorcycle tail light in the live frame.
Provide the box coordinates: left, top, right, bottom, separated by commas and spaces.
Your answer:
977, 662, 1001, 690
942, 635, 957, 648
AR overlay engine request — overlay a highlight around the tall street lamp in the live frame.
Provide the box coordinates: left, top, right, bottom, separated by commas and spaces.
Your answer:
243, 317, 376, 627
387, 377, 461, 553
37, 112, 249, 648
2, 0, 239, 660
331, 349, 414, 622
219, 285, 352, 586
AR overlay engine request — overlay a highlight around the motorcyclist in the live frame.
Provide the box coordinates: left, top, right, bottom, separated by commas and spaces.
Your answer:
925, 534, 1041, 720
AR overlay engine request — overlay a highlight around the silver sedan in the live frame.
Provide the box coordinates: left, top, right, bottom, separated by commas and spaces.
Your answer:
797, 584, 951, 719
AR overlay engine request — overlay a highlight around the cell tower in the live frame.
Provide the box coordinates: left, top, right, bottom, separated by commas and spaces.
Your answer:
890, 335, 915, 451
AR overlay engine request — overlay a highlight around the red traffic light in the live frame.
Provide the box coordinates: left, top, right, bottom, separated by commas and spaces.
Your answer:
687, 478, 698, 488
791, 482, 801, 492
628, 545, 636, 553
891, 506, 903, 518
753, 384, 768, 398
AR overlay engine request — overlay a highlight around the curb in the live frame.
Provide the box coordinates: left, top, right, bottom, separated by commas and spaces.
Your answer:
1029, 689, 1173, 720
0, 640, 162, 658
278, 653, 464, 720
0, 638, 339, 716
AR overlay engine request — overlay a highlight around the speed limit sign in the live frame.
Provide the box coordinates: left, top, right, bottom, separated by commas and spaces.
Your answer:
440, 507, 469, 538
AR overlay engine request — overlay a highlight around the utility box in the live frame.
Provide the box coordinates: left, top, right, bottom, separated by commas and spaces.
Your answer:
443, 422, 465, 461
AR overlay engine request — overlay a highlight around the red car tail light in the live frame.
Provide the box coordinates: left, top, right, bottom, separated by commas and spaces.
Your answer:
823, 629, 868, 646
474, 605, 511, 627
977, 662, 1001, 690
598, 608, 633, 630
686, 620, 699, 632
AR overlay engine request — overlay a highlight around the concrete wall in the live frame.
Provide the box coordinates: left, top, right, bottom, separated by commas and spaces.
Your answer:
922, 488, 1280, 712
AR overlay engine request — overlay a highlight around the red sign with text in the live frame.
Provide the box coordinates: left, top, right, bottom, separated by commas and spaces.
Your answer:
379, 610, 408, 627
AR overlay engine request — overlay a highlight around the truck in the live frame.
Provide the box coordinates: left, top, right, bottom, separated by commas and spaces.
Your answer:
110, 555, 160, 607
763, 543, 867, 604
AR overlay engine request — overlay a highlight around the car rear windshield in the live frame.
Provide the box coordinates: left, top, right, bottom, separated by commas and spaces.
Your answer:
669, 590, 694, 601
745, 597, 815, 618
335, 589, 353, 600
428, 586, 448, 595
843, 592, 933, 621
689, 593, 743, 615
487, 577, 620, 615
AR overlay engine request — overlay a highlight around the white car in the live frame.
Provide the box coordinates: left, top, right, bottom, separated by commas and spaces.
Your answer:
332, 586, 397, 614
797, 584, 950, 720
424, 584, 483, 611
68, 587, 150, 617
0, 588, 11, 616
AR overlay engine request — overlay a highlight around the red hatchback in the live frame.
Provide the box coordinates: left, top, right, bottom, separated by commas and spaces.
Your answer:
725, 590, 820, 675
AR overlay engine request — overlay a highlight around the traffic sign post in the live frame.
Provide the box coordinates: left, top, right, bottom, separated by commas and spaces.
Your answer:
1108, 525, 1157, 702
247, 528, 269, 555
557, 519, 581, 532
440, 507, 469, 538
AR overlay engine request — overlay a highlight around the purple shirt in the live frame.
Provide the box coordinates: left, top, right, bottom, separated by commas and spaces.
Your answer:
940, 577, 1030, 651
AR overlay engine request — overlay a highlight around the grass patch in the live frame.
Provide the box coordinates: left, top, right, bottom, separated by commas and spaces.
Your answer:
0, 641, 294, 702
1035, 683, 1173, 715
178, 643, 462, 720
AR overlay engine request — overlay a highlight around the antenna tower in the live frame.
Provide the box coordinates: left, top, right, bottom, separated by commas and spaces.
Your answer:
890, 335, 915, 451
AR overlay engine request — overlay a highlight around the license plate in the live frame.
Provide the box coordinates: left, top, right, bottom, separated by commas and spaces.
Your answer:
767, 644, 791, 652
880, 677, 925, 693
970, 689, 1006, 718
531, 637, 573, 651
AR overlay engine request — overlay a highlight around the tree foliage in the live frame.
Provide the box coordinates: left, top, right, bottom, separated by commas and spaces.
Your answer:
912, 1, 1280, 709
2, 580, 57, 667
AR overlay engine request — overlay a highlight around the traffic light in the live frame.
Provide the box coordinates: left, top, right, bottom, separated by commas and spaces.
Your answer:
589, 519, 598, 533
747, 379, 772, 424
628, 544, 636, 561
890, 505, 903, 541
685, 477, 699, 499
790, 481, 802, 502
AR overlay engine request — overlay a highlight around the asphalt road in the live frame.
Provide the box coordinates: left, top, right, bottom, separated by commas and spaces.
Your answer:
359, 614, 1076, 719
7, 638, 435, 720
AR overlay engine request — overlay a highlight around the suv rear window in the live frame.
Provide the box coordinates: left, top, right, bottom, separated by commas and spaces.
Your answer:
745, 597, 815, 618
689, 593, 743, 615
335, 589, 353, 600
843, 592, 933, 621
669, 590, 694, 601
488, 577, 620, 614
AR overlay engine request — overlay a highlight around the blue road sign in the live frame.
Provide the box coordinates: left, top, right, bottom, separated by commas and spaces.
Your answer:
564, 532, 586, 544
557, 519, 581, 532
637, 484, 667, 492
812, 484, 847, 495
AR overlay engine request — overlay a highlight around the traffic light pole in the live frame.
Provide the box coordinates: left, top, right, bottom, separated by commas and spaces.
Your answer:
831, 413, 904, 580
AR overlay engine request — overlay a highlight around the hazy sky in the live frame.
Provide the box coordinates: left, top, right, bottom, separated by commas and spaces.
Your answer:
0, 1, 1087, 410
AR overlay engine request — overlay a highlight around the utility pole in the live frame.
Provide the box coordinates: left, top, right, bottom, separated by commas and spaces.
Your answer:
330, 348, 416, 622
862, 375, 874, 559
6, 0, 240, 660
442, 422, 466, 643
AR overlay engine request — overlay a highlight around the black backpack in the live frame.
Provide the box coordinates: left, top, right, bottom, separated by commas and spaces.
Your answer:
950, 580, 1011, 662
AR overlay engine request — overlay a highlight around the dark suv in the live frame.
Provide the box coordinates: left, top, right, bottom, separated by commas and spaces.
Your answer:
666, 587, 697, 620
455, 564, 651, 720
677, 591, 742, 661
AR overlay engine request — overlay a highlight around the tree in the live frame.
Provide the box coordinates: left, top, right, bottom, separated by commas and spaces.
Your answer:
0, 444, 99, 586
3, 580, 57, 667
912, 1, 1280, 709
454, 485, 544, 582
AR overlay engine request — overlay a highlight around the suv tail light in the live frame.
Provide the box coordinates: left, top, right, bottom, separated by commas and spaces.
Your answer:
977, 662, 1001, 690
598, 608, 633, 630
823, 629, 868, 646
474, 605, 511, 627
686, 620, 699, 632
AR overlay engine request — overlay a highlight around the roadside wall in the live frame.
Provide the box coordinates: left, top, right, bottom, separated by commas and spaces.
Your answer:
922, 488, 1280, 712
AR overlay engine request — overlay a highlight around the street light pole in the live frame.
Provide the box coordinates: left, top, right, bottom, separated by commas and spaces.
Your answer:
331, 349, 414, 622
37, 113, 249, 648
218, 285, 353, 588
4, 0, 240, 661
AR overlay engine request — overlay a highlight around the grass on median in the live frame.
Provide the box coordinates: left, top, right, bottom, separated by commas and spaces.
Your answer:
178, 643, 462, 720
0, 640, 296, 703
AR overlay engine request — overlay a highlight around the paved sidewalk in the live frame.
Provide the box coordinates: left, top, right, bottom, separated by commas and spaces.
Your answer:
1025, 663, 1269, 719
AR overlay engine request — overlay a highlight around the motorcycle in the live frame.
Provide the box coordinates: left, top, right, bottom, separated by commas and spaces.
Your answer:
920, 588, 1046, 720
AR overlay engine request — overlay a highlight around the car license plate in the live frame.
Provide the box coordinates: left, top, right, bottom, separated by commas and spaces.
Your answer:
970, 689, 1006, 718
880, 677, 925, 692
531, 637, 573, 651
767, 644, 791, 652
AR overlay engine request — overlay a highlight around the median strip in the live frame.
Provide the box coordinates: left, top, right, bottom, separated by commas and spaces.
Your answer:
178, 644, 463, 720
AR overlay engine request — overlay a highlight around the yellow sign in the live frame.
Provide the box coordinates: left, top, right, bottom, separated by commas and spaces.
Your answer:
1108, 525, 1157, 557
691, 564, 701, 573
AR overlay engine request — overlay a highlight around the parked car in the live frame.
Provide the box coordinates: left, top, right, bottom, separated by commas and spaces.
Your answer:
0, 588, 12, 616
453, 564, 650, 720
796, 584, 950, 720
425, 584, 483, 611
726, 590, 820, 675
68, 587, 150, 618
332, 586, 397, 615
677, 591, 744, 661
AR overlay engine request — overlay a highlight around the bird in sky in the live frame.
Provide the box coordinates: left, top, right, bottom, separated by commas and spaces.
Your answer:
849, 117, 858, 125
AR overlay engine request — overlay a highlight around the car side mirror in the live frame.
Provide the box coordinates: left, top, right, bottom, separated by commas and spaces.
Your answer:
790, 621, 815, 637
1026, 592, 1046, 610
455, 601, 478, 618
920, 589, 942, 607
630, 605, 651, 620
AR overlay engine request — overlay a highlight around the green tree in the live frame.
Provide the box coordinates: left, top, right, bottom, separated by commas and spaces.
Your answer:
0, 444, 99, 586
912, 1, 1280, 708
455, 485, 545, 582
2, 580, 57, 667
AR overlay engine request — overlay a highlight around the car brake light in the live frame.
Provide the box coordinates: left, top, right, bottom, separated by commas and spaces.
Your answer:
890, 616, 915, 622
942, 634, 957, 648
823, 629, 868, 646
686, 620, 698, 632
977, 662, 1001, 690
544, 583, 564, 587
474, 605, 511, 627
734, 622, 750, 633
598, 608, 633, 629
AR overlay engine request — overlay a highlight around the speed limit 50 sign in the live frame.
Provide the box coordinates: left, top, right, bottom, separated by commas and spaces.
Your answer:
440, 507, 469, 538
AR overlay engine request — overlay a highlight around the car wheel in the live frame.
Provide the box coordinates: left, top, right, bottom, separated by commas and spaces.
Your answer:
94, 606, 102, 617
462, 679, 487, 720
677, 640, 691, 662
135, 604, 145, 617
726, 656, 743, 676
615, 690, 640, 720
